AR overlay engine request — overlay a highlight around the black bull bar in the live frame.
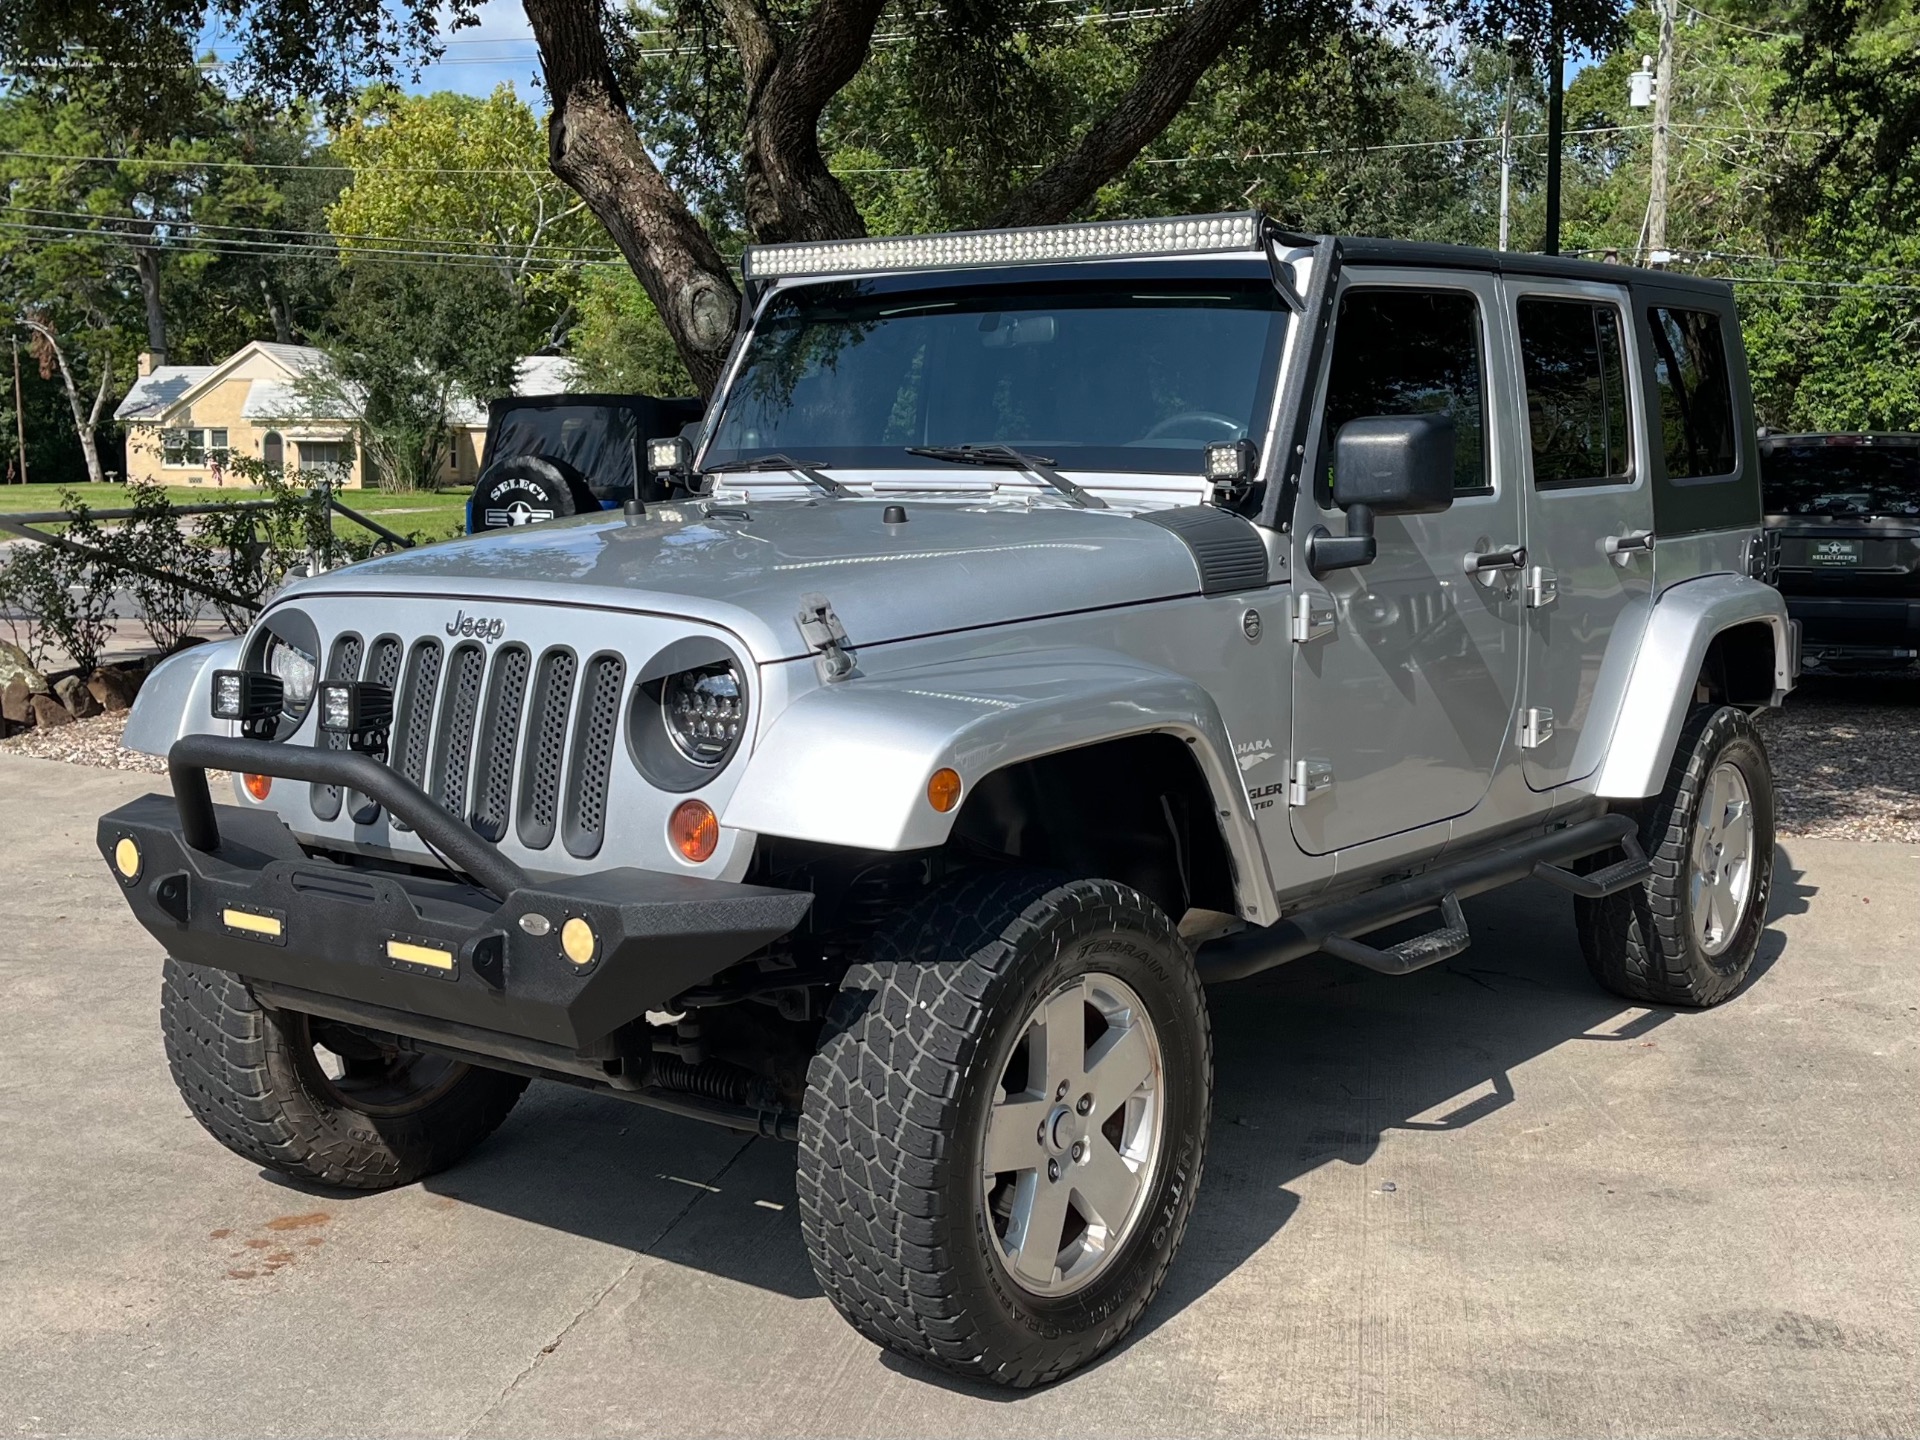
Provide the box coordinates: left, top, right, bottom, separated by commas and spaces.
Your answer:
97, 735, 813, 1051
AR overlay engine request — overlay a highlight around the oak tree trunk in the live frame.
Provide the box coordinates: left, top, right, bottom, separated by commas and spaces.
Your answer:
524, 0, 741, 396
132, 243, 168, 368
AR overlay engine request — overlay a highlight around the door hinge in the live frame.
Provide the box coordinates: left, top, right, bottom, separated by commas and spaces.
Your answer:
1519, 707, 1555, 749
1525, 566, 1559, 609
1289, 757, 1334, 806
795, 593, 858, 682
1290, 592, 1337, 643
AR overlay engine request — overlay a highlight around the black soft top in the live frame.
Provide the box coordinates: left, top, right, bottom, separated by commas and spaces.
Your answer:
1335, 236, 1735, 298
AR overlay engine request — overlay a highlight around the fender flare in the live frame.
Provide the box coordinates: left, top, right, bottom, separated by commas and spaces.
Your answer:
721, 647, 1280, 924
119, 637, 243, 757
1591, 573, 1794, 799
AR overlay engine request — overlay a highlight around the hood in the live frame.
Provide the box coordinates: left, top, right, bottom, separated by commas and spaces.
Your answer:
289, 497, 1214, 662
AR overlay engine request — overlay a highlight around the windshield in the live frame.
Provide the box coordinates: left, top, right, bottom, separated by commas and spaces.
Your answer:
1762, 443, 1920, 517
705, 276, 1288, 475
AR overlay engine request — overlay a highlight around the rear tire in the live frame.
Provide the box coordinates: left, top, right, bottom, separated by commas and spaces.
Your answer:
796, 870, 1211, 1387
161, 958, 528, 1190
1577, 705, 1775, 1007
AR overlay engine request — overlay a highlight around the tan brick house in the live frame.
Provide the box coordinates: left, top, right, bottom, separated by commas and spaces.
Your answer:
114, 343, 578, 490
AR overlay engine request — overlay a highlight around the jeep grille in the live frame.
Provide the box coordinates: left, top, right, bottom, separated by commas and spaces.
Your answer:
309, 635, 620, 858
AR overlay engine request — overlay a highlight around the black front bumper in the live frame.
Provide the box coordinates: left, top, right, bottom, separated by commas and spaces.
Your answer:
99, 737, 813, 1052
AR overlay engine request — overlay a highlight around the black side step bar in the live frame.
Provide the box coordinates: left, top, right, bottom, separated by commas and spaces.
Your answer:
1321, 892, 1472, 976
1198, 813, 1647, 985
1531, 831, 1652, 898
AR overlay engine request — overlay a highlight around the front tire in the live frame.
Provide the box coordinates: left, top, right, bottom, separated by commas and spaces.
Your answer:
1577, 705, 1775, 1007
796, 871, 1211, 1387
161, 958, 528, 1189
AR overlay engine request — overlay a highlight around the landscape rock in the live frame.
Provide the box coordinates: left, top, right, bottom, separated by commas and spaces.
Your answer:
0, 640, 50, 697
86, 665, 141, 713
29, 694, 75, 729
1, 678, 35, 726
54, 674, 103, 719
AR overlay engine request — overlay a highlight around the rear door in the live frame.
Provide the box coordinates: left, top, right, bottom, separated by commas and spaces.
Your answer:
1505, 280, 1655, 789
1287, 268, 1526, 855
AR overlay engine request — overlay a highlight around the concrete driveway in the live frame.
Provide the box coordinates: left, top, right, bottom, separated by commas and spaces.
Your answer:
1, 754, 1914, 1438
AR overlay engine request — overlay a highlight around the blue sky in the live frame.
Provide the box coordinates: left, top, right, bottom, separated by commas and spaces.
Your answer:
407, 2, 544, 98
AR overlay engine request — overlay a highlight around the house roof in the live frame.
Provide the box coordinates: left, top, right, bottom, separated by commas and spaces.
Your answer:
118, 341, 580, 429
113, 366, 217, 422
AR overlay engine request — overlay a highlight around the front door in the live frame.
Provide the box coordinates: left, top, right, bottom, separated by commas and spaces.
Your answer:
1289, 270, 1526, 856
1504, 281, 1656, 789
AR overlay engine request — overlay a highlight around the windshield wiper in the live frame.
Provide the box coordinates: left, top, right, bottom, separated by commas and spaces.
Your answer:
703, 452, 854, 498
904, 444, 1107, 510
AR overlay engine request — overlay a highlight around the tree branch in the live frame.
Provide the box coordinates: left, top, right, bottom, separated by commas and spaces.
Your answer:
524, 0, 741, 394
725, 0, 884, 242
988, 0, 1262, 229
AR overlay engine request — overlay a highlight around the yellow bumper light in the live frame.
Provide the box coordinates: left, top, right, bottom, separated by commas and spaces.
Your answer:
222, 908, 283, 939
560, 917, 598, 968
112, 837, 142, 882
386, 939, 455, 972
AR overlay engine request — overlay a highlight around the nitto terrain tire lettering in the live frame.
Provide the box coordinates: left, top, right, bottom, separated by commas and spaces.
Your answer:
161, 958, 527, 1190
1576, 705, 1776, 1007
795, 870, 1212, 1387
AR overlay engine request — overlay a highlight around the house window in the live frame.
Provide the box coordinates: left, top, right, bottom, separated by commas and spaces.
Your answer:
160, 428, 230, 467
297, 440, 347, 471
262, 432, 284, 469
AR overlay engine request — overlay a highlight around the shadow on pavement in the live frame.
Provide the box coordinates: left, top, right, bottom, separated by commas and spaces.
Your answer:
296, 846, 1812, 1385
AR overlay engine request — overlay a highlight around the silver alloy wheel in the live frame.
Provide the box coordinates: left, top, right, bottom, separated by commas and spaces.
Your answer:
1691, 759, 1756, 956
980, 971, 1165, 1297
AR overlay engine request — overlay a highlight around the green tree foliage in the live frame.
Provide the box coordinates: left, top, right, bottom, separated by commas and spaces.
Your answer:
569, 268, 695, 395
303, 259, 522, 493
326, 86, 603, 336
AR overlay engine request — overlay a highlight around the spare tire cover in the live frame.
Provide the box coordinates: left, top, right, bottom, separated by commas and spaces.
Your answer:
468, 456, 597, 531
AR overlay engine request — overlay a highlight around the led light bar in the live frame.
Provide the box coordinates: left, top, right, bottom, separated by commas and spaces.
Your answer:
743, 211, 1268, 281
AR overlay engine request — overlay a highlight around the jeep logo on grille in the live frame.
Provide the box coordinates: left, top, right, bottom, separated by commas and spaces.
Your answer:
445, 610, 507, 642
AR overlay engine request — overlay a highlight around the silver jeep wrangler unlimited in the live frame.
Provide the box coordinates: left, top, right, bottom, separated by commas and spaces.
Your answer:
103, 213, 1794, 1386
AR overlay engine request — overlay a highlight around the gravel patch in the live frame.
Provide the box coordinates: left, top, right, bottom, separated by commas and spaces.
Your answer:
0, 711, 168, 773
1755, 674, 1920, 843
7, 677, 1916, 842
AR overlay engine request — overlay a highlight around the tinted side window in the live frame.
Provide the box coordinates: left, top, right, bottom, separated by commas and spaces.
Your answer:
1517, 298, 1632, 486
1648, 306, 1737, 479
1321, 288, 1488, 498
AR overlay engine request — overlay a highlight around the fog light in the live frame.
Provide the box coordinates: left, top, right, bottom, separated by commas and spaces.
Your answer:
317, 680, 394, 755
112, 836, 142, 882
560, 916, 598, 967
927, 767, 963, 813
210, 668, 284, 740
243, 772, 273, 801
669, 799, 719, 862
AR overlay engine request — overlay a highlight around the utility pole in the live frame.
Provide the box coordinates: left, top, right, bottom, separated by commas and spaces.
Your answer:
1647, 0, 1677, 263
1498, 36, 1524, 251
1543, 11, 1565, 255
10, 335, 25, 485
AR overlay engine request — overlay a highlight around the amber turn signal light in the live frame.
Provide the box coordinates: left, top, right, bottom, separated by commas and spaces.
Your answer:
927, 767, 962, 813
243, 773, 273, 801
669, 799, 719, 862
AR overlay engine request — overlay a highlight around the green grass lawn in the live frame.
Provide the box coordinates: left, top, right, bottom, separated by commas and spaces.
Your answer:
0, 481, 471, 544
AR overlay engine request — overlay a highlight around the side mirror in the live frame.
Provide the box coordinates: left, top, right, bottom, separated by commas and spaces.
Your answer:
1307, 414, 1457, 576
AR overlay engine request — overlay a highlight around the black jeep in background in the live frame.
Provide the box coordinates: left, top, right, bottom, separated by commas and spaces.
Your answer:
465, 392, 702, 532
1761, 432, 1920, 673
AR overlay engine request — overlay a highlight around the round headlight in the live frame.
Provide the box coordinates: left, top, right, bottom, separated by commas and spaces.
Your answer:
265, 634, 318, 715
663, 662, 745, 766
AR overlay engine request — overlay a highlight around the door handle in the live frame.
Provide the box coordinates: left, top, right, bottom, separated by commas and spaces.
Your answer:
1605, 530, 1654, 557
1462, 544, 1527, 575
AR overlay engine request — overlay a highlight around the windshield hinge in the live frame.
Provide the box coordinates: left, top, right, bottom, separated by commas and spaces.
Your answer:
796, 593, 858, 682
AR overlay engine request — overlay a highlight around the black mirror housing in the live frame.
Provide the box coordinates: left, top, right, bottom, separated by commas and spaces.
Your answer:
1308, 414, 1457, 577
1331, 413, 1457, 515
